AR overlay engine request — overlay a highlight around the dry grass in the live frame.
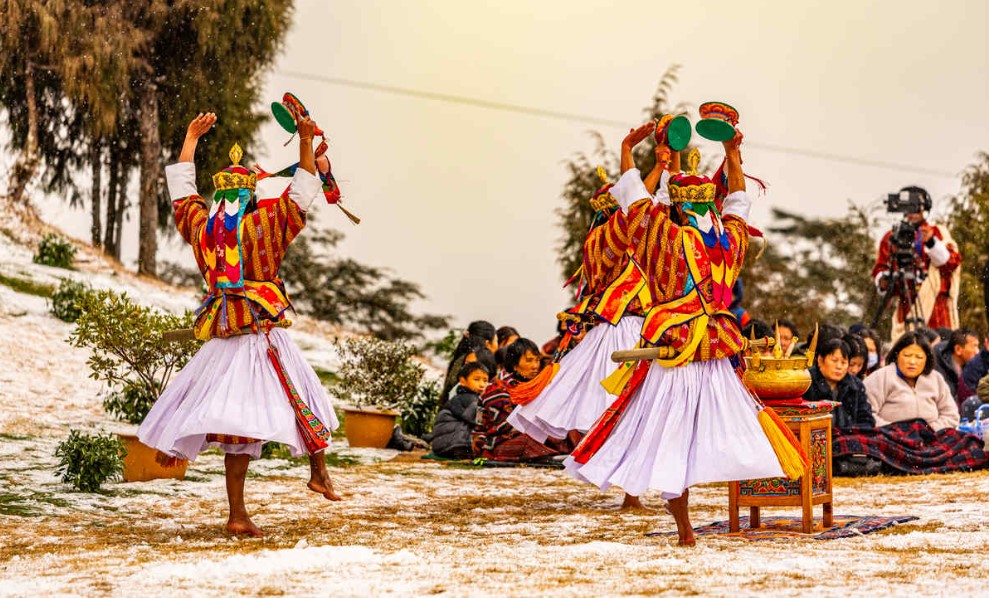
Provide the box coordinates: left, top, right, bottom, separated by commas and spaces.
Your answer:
3, 439, 989, 596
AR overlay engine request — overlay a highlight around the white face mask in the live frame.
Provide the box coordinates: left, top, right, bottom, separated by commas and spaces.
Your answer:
867, 353, 879, 368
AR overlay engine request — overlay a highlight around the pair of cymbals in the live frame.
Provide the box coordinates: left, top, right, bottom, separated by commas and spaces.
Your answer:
656, 101, 740, 150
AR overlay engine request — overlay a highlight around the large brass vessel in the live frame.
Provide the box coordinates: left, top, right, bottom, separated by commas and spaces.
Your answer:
742, 324, 818, 401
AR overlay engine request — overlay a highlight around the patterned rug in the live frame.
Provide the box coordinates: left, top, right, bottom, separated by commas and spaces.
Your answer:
646, 514, 919, 542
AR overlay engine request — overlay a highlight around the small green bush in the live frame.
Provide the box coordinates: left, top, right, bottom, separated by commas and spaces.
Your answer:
33, 233, 76, 269
55, 430, 125, 492
70, 288, 198, 423
50, 278, 92, 323
102, 380, 161, 424
400, 380, 440, 438
332, 337, 425, 412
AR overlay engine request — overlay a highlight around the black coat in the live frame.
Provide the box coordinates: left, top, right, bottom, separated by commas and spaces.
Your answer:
803, 366, 875, 431
933, 341, 961, 400
430, 389, 479, 458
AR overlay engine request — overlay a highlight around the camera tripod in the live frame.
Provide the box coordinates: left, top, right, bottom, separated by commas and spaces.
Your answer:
869, 266, 927, 332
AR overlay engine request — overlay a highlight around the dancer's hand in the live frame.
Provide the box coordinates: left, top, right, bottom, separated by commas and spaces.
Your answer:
297, 116, 316, 142
723, 128, 744, 155
179, 112, 216, 163
185, 113, 217, 141
622, 122, 654, 149
655, 143, 672, 166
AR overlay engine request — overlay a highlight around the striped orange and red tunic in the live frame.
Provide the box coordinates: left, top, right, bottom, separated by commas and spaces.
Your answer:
585, 194, 749, 365
173, 191, 306, 340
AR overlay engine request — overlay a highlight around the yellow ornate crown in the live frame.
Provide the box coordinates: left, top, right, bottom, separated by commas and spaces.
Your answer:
668, 148, 716, 203
212, 144, 258, 192
588, 166, 618, 212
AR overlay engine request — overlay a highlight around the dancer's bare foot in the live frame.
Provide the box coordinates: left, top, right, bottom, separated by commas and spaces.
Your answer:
307, 477, 342, 501
666, 489, 696, 547
308, 453, 342, 501
226, 515, 264, 537
620, 494, 651, 512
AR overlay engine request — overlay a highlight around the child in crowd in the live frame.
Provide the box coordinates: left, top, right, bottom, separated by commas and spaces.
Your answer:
430, 362, 490, 459
844, 333, 869, 379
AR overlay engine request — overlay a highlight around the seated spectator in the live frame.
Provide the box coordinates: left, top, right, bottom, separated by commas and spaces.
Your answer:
964, 373, 989, 421
802, 323, 846, 354
440, 321, 497, 404
933, 328, 979, 404
843, 334, 868, 380
471, 338, 570, 462
777, 319, 800, 356
864, 331, 959, 431
831, 332, 986, 476
959, 334, 989, 399
803, 338, 874, 430
430, 363, 489, 459
497, 326, 519, 349
857, 327, 883, 376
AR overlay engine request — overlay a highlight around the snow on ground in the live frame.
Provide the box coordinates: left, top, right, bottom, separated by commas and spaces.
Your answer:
3, 229, 989, 597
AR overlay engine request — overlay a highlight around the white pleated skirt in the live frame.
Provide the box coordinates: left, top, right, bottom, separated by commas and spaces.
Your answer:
564, 358, 783, 499
138, 328, 339, 460
507, 316, 644, 443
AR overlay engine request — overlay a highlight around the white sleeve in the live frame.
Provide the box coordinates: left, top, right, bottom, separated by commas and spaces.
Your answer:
652, 170, 671, 206
721, 190, 752, 222
288, 168, 322, 209
926, 237, 950, 267
610, 168, 650, 214
165, 162, 198, 201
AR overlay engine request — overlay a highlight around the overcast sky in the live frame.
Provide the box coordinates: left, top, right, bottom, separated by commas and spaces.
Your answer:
25, 0, 989, 342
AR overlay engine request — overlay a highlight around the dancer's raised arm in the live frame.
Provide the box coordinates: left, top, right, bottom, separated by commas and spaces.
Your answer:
722, 129, 745, 193
178, 112, 217, 163
297, 116, 316, 176
620, 123, 654, 173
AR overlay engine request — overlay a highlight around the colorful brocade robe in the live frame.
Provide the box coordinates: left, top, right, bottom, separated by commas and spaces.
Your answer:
167, 163, 315, 340
568, 196, 654, 326
589, 174, 750, 366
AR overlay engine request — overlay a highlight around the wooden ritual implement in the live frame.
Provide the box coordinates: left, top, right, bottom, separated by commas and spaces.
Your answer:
611, 338, 775, 363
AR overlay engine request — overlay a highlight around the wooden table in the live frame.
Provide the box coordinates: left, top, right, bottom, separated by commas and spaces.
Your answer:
728, 403, 835, 534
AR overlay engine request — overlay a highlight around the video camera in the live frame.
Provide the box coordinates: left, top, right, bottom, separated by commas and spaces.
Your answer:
885, 187, 933, 215
869, 186, 932, 330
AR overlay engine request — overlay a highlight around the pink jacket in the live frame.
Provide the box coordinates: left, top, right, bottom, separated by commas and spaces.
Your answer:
863, 364, 960, 431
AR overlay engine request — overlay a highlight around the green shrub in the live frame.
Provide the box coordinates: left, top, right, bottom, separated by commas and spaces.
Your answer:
33, 233, 76, 269
102, 380, 161, 424
50, 278, 92, 323
400, 380, 440, 438
69, 288, 199, 422
55, 430, 125, 492
332, 337, 425, 412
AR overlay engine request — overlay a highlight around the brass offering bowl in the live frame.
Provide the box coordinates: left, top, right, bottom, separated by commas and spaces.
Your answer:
742, 355, 813, 401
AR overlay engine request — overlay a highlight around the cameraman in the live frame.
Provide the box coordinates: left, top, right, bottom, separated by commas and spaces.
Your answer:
871, 186, 961, 343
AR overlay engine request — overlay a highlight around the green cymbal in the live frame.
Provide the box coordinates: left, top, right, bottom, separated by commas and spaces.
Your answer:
695, 118, 736, 142
667, 115, 692, 151
271, 101, 297, 134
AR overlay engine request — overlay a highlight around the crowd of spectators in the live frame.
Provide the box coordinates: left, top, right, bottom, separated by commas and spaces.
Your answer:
431, 320, 574, 463
427, 316, 988, 475
741, 317, 989, 476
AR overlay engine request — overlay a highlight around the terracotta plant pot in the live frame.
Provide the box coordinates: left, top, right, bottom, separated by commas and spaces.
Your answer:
342, 407, 399, 448
117, 433, 188, 482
